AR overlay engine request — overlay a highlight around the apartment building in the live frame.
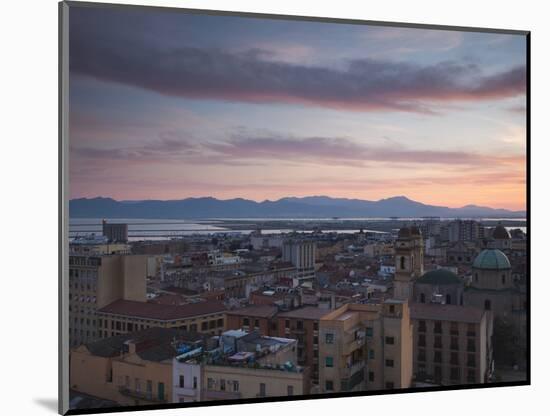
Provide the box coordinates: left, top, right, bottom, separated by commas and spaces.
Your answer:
410, 303, 492, 385
96, 299, 226, 338
69, 254, 147, 347
318, 300, 413, 393
275, 307, 329, 389
282, 240, 316, 285
172, 330, 309, 403
70, 328, 206, 406
225, 305, 330, 389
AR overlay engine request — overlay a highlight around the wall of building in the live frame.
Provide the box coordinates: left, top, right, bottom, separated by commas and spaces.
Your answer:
204, 365, 308, 399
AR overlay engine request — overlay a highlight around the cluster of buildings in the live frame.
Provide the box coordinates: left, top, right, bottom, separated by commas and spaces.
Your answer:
68, 218, 527, 409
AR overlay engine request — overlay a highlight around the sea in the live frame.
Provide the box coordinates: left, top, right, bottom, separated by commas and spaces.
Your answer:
69, 217, 527, 242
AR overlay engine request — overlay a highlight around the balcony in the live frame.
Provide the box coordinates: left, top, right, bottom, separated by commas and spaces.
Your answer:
118, 387, 167, 403
343, 335, 365, 355
173, 386, 198, 397
341, 361, 365, 379
205, 390, 242, 401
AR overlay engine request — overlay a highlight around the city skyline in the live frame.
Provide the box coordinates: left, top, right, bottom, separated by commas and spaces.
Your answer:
69, 8, 527, 210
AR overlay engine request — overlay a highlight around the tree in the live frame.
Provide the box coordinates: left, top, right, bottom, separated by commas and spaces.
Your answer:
492, 316, 526, 367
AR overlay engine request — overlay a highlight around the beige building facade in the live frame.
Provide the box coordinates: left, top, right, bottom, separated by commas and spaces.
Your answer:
318, 300, 413, 393
69, 254, 147, 347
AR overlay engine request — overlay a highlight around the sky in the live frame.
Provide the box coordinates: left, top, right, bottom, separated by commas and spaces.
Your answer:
69, 6, 527, 210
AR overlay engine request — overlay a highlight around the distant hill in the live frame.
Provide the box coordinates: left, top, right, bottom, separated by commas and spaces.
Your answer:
69, 195, 526, 219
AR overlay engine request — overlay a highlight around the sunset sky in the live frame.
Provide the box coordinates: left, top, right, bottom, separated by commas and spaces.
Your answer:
69, 6, 527, 210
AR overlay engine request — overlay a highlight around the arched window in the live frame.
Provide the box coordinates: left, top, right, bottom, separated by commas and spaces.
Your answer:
400, 256, 405, 270
420, 293, 426, 303
501, 274, 506, 285
484, 299, 491, 311
446, 294, 451, 305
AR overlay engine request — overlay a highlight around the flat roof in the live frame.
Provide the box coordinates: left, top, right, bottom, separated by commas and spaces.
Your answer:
410, 303, 485, 323
226, 305, 278, 319
277, 306, 330, 320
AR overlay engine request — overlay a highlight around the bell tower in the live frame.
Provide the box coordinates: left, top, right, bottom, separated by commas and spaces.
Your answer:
394, 226, 423, 301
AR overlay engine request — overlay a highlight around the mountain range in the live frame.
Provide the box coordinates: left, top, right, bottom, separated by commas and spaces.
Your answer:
69, 196, 525, 219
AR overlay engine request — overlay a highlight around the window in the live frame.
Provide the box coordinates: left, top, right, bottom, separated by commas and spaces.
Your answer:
366, 327, 373, 337
158, 382, 165, 401
385, 359, 394, 368
467, 354, 476, 367
325, 380, 334, 391
125, 376, 130, 388
400, 256, 405, 270
146, 380, 152, 399
243, 318, 250, 326
325, 356, 334, 367
434, 351, 442, 363
450, 352, 459, 365
484, 299, 491, 311
207, 378, 214, 389
450, 322, 459, 336
417, 349, 426, 362
135, 378, 141, 392
217, 318, 223, 327
325, 333, 334, 344
297, 320, 304, 330
502, 274, 506, 285
467, 369, 476, 383
385, 382, 394, 389
254, 319, 259, 328
467, 338, 476, 352
233, 381, 239, 392
467, 323, 476, 337
193, 376, 197, 389
434, 335, 442, 349
434, 365, 442, 381
313, 336, 319, 345
418, 320, 426, 332
474, 273, 479, 282
385, 336, 395, 345
420, 293, 426, 303
369, 349, 375, 359
368, 371, 375, 382
285, 320, 290, 328
220, 379, 226, 391
450, 367, 460, 381
179, 375, 185, 388
287, 385, 294, 396
446, 294, 452, 304
201, 322, 208, 331
313, 322, 319, 331
259, 383, 266, 396
434, 322, 442, 334
451, 337, 459, 350
389, 305, 395, 314
418, 334, 426, 347
209, 320, 216, 329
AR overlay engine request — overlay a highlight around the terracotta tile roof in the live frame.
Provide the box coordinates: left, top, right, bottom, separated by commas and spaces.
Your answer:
83, 327, 206, 360
97, 299, 225, 321
410, 303, 485, 323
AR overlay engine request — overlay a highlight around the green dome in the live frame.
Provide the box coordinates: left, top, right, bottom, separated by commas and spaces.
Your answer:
472, 249, 511, 270
417, 269, 462, 285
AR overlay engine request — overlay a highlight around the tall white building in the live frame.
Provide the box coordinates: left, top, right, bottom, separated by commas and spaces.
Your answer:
282, 240, 316, 285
